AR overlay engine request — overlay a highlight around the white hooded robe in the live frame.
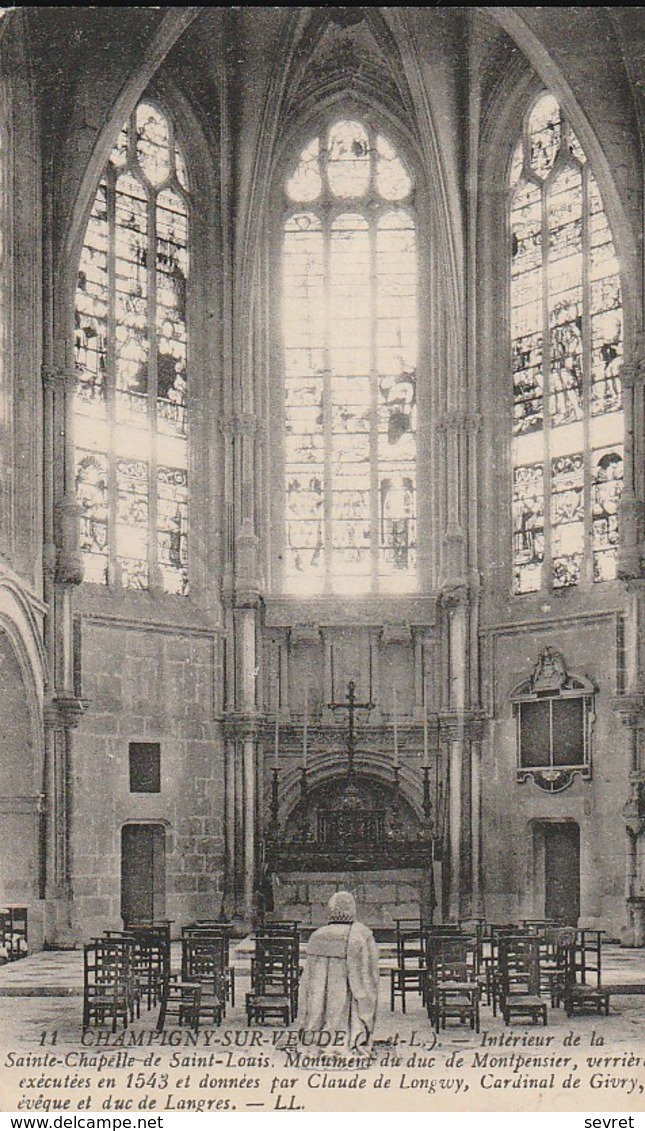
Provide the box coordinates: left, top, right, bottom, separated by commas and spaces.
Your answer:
297, 920, 379, 1049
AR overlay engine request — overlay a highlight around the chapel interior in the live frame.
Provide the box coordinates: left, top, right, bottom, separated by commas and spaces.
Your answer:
0, 5, 643, 955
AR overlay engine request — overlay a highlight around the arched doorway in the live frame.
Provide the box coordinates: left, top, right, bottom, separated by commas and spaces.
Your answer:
120, 823, 166, 927
532, 820, 580, 926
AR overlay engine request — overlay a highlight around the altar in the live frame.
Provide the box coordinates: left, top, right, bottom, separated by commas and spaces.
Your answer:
272, 866, 438, 930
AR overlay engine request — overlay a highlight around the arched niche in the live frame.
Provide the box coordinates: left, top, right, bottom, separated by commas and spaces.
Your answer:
284, 773, 424, 845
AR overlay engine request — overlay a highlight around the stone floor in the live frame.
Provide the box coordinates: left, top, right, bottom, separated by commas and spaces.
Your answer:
0, 945, 644, 1112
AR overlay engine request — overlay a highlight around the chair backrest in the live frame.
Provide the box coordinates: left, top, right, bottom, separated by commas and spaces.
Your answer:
182, 935, 227, 980
575, 929, 603, 985
397, 930, 424, 967
255, 928, 299, 964
85, 940, 132, 985
498, 935, 541, 994
433, 937, 476, 984
254, 934, 296, 969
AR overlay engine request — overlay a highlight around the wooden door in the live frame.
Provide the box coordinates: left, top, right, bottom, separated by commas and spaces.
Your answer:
544, 822, 580, 926
121, 824, 165, 926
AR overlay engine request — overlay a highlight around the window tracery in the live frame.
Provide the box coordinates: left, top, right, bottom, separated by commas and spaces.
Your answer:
74, 99, 189, 594
282, 118, 418, 596
510, 93, 623, 594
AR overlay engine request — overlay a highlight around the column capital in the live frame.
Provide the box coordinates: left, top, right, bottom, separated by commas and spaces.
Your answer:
42, 366, 77, 392
611, 691, 645, 730
439, 582, 470, 611
219, 413, 258, 437
438, 709, 487, 739
621, 356, 645, 390
222, 714, 262, 742
437, 410, 482, 434
44, 695, 89, 730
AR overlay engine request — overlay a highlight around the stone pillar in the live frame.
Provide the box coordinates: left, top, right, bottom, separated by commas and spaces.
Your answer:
222, 736, 236, 918
43, 697, 85, 944
448, 736, 462, 921
470, 732, 483, 917
441, 585, 470, 921
243, 733, 257, 923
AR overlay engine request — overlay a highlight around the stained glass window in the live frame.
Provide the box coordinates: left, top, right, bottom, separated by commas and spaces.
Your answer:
75, 99, 189, 594
510, 93, 623, 593
283, 120, 417, 595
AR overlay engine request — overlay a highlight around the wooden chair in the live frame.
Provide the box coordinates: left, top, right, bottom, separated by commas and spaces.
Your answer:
83, 941, 131, 1032
390, 927, 425, 1013
246, 934, 297, 1026
5, 907, 28, 960
181, 936, 225, 1026
498, 935, 547, 1025
156, 978, 202, 1033
562, 930, 610, 1017
426, 935, 479, 1032
131, 926, 170, 1011
182, 928, 233, 1011
489, 925, 529, 1015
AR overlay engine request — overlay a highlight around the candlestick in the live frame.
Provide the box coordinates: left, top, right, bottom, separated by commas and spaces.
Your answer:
273, 666, 280, 770
268, 766, 280, 839
392, 686, 399, 768
273, 707, 279, 765
302, 687, 309, 769
299, 766, 308, 841
423, 676, 429, 768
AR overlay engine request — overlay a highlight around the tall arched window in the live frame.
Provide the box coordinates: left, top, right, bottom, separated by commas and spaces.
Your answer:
74, 99, 189, 594
510, 93, 623, 594
282, 118, 418, 596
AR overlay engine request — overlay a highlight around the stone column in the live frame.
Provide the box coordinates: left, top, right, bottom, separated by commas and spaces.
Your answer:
243, 731, 257, 923
441, 585, 470, 921
470, 727, 484, 918
448, 735, 462, 921
43, 697, 85, 944
222, 735, 236, 918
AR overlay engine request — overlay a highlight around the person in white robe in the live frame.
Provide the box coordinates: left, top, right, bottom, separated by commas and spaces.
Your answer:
297, 891, 379, 1050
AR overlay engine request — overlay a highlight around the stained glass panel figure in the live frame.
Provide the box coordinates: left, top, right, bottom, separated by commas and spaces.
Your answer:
592, 447, 623, 581
75, 181, 108, 410
512, 464, 544, 594
157, 465, 188, 594
75, 97, 190, 592
76, 451, 109, 585
115, 172, 149, 418
510, 91, 624, 590
548, 167, 583, 427
511, 181, 543, 435
156, 188, 188, 438
589, 175, 622, 416
551, 452, 584, 588
116, 457, 149, 590
283, 120, 417, 594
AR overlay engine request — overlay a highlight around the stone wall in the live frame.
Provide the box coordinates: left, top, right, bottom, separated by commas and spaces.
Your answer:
273, 868, 435, 929
71, 619, 224, 940
482, 616, 628, 938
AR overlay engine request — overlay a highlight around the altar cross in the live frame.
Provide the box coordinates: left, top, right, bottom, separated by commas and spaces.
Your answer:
328, 680, 374, 780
